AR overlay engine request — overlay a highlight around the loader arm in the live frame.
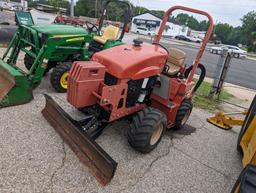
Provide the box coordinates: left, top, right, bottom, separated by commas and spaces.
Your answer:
29, 34, 91, 86
0, 31, 91, 107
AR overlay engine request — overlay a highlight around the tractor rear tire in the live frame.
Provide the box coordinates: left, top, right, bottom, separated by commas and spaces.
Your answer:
50, 63, 72, 93
174, 100, 193, 130
128, 107, 167, 153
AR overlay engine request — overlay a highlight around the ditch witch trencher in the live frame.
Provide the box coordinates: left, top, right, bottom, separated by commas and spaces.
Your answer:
42, 6, 214, 186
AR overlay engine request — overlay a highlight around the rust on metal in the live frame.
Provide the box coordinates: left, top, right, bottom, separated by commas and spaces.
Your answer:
42, 94, 117, 186
0, 66, 15, 102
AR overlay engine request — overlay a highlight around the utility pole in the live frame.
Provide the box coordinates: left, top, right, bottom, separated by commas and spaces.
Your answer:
208, 48, 232, 99
70, 0, 74, 17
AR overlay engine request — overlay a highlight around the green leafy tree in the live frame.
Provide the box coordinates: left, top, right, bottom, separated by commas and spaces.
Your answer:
49, 0, 69, 9
75, 0, 97, 17
75, 0, 131, 21
226, 27, 245, 45
170, 13, 202, 30
214, 23, 233, 44
198, 20, 209, 31
241, 11, 256, 52
150, 10, 165, 18
133, 6, 148, 16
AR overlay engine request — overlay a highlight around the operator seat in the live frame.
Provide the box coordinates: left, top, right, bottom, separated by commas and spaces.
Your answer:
93, 25, 120, 44
165, 48, 186, 76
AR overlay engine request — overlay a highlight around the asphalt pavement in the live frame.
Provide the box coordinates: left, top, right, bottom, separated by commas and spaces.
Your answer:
0, 37, 245, 193
138, 36, 256, 90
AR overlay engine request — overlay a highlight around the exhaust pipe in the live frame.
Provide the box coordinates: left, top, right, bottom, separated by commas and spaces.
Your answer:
42, 94, 117, 185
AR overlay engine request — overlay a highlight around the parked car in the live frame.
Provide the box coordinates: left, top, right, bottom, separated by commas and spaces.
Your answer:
136, 27, 155, 36
175, 35, 192, 42
210, 45, 247, 58
189, 36, 202, 43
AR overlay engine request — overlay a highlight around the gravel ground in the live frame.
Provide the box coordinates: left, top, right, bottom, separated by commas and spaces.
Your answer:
0, 36, 243, 193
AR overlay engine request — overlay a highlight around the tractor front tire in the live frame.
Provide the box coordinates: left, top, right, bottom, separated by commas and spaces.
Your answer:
51, 63, 72, 93
174, 100, 193, 130
128, 107, 167, 153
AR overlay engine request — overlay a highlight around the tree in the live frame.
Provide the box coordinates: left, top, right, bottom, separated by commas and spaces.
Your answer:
133, 6, 148, 16
75, 0, 97, 17
226, 27, 245, 45
170, 13, 202, 31
49, 0, 69, 9
150, 10, 165, 18
214, 23, 233, 44
198, 20, 209, 31
241, 11, 256, 52
75, 0, 131, 21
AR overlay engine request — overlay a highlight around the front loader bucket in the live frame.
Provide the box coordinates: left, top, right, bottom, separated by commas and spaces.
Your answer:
0, 60, 33, 107
42, 94, 117, 186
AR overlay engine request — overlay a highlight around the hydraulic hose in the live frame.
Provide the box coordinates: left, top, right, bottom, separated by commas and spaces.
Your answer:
184, 63, 206, 93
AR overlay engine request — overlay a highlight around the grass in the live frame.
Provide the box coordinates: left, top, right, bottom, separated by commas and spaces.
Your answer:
240, 47, 256, 59
192, 80, 234, 111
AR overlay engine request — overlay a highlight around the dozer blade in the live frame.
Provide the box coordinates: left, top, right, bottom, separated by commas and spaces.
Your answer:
42, 94, 117, 186
0, 60, 33, 107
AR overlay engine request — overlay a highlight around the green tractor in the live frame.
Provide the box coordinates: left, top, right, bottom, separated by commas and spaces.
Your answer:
0, 0, 132, 107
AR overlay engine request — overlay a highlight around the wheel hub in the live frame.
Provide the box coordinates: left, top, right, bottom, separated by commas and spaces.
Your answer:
60, 72, 69, 89
150, 124, 163, 145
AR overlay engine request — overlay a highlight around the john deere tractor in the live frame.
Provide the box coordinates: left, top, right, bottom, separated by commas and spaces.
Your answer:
0, 0, 132, 107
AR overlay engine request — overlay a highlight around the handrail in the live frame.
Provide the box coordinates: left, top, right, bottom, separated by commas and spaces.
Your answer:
154, 5, 214, 83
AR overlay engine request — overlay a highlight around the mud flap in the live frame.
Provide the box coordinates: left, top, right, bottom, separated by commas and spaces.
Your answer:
42, 94, 117, 186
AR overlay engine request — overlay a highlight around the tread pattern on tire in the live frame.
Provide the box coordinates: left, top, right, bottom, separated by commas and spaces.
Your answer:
128, 107, 167, 153
174, 100, 193, 130
50, 63, 72, 93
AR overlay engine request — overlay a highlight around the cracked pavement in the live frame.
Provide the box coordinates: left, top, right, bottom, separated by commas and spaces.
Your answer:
0, 38, 243, 193
0, 78, 243, 193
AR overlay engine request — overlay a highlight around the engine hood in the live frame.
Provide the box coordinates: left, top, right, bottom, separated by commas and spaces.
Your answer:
31, 24, 88, 36
92, 43, 168, 80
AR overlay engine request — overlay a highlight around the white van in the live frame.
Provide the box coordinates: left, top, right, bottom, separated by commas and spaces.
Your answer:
136, 27, 155, 36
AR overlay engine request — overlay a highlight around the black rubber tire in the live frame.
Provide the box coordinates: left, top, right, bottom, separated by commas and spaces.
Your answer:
128, 107, 167, 153
174, 100, 193, 130
24, 54, 56, 75
24, 53, 34, 71
50, 63, 72, 93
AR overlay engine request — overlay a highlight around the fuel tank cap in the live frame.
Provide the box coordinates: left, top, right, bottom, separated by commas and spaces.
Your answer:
133, 39, 143, 47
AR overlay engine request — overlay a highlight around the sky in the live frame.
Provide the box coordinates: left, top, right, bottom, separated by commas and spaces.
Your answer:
129, 0, 256, 27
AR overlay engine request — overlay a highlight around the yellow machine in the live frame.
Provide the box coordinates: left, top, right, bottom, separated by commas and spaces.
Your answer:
237, 95, 256, 166
207, 111, 247, 130
207, 95, 256, 165
208, 96, 256, 193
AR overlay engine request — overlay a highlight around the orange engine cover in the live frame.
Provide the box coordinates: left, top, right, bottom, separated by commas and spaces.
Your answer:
92, 43, 168, 80
67, 61, 106, 108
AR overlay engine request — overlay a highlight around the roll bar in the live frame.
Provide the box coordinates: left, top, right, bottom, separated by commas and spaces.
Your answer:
154, 6, 214, 83
98, 0, 133, 40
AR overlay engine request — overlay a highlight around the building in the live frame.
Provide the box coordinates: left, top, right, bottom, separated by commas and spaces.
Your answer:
188, 29, 206, 39
0, 0, 27, 11
35, 3, 66, 14
30, 9, 57, 24
131, 12, 189, 37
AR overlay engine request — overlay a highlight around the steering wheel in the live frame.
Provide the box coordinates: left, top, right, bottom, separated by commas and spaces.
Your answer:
152, 42, 169, 55
85, 21, 99, 34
